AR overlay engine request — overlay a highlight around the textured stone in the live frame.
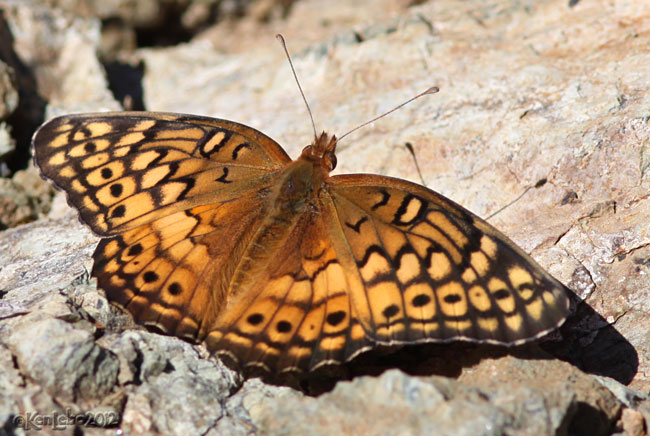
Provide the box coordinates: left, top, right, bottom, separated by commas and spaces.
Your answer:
6, 314, 119, 404
0, 59, 18, 120
0, 0, 648, 435
105, 331, 238, 436
0, 58, 17, 172
0, 0, 120, 115
0, 165, 51, 228
251, 368, 576, 436
460, 356, 621, 436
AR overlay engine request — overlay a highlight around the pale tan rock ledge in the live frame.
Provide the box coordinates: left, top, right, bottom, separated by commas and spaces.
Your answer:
0, 0, 649, 435
142, 0, 650, 391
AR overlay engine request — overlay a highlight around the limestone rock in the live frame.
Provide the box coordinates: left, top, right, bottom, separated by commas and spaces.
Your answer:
6, 315, 119, 405
0, 0, 120, 115
0, 59, 18, 120
0, 59, 18, 165
0, 165, 51, 228
0, 0, 648, 435
250, 368, 577, 436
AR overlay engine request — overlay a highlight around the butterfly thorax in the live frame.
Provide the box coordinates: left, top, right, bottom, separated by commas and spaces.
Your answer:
225, 132, 335, 303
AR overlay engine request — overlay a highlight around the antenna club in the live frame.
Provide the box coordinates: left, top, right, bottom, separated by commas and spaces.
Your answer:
338, 84, 440, 141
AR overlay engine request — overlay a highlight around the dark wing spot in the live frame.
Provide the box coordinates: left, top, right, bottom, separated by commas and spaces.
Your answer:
111, 205, 126, 218
382, 304, 400, 318
215, 167, 232, 184
517, 284, 536, 300
345, 216, 368, 233
232, 142, 251, 160
127, 243, 143, 256
392, 194, 425, 226
371, 189, 390, 210
326, 311, 346, 326
110, 183, 123, 197
101, 168, 113, 179
276, 320, 292, 333
84, 142, 96, 153
247, 313, 264, 325
168, 282, 182, 295
493, 289, 510, 300
143, 271, 158, 283
443, 294, 462, 304
412, 294, 431, 307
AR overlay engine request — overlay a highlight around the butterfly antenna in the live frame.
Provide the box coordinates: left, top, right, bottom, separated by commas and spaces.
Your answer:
485, 178, 548, 220
405, 142, 427, 186
276, 34, 318, 138
339, 86, 439, 141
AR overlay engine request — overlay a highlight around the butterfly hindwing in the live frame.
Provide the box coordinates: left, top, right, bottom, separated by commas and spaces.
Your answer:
204, 203, 375, 373
203, 171, 570, 374
92, 189, 270, 343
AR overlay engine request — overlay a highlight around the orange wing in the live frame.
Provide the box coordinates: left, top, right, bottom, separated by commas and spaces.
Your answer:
328, 174, 570, 345
33, 112, 292, 342
32, 112, 291, 235
204, 173, 569, 373
205, 195, 374, 373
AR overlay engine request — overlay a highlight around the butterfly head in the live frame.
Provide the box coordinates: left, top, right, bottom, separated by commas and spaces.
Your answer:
301, 131, 338, 172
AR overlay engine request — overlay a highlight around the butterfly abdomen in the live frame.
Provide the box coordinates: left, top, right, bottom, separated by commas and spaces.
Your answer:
226, 158, 322, 299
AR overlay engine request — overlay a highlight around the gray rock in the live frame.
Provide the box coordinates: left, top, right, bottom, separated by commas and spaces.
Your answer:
0, 165, 51, 228
594, 375, 648, 409
250, 368, 574, 436
0, 59, 18, 162
6, 314, 119, 405
0, 59, 18, 120
0, 0, 120, 115
459, 355, 620, 436
0, 0, 649, 435
105, 331, 239, 435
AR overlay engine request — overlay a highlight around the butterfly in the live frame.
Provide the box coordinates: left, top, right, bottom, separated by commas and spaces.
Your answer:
32, 110, 570, 374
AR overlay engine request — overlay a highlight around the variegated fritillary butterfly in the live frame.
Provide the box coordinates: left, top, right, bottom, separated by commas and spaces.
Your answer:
32, 109, 570, 374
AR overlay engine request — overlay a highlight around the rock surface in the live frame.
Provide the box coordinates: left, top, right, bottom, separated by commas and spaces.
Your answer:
0, 0, 649, 435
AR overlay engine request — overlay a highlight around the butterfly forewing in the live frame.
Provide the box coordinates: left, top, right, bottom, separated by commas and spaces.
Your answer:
32, 112, 291, 236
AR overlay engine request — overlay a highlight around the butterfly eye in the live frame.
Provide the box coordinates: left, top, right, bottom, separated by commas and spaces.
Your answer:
328, 152, 337, 170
